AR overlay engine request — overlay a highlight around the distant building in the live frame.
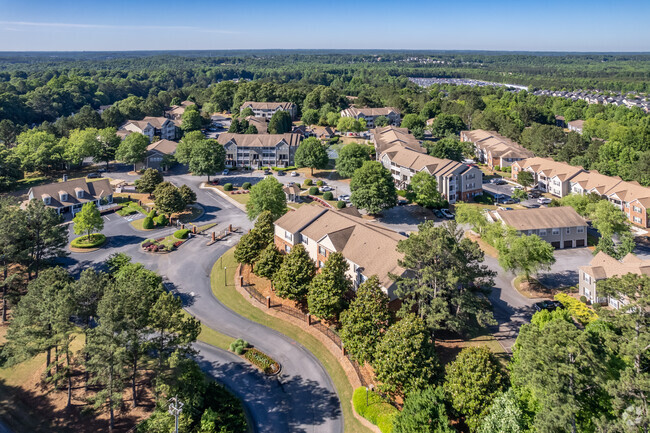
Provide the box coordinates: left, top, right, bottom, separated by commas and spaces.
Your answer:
164, 100, 195, 120
486, 206, 587, 249
137, 139, 178, 171
340, 107, 401, 128
119, 116, 179, 141
28, 178, 113, 215
239, 101, 297, 120
555, 115, 566, 128
568, 120, 585, 134
511, 157, 585, 198
579, 252, 650, 308
245, 116, 269, 134
371, 126, 426, 157
460, 129, 534, 170
217, 133, 301, 169
283, 184, 302, 203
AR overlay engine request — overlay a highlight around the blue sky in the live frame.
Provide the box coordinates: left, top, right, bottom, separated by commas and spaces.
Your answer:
1, 0, 649, 52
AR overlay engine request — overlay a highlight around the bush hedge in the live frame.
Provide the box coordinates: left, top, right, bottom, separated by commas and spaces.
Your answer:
142, 217, 154, 229
155, 214, 168, 226
309, 186, 319, 195
148, 209, 157, 219
242, 182, 252, 190
223, 183, 233, 191
229, 338, 249, 355
71, 234, 107, 249
352, 387, 398, 433
323, 191, 334, 201
304, 179, 313, 186
316, 180, 324, 187
555, 293, 598, 325
336, 200, 346, 209
174, 229, 190, 239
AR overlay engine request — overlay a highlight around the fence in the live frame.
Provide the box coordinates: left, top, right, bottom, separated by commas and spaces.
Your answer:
239, 270, 368, 387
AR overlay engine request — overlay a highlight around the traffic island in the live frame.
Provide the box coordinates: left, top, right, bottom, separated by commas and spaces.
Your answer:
69, 234, 107, 252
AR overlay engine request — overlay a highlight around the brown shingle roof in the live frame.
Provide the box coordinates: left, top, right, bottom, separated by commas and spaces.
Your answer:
516, 157, 584, 181
245, 116, 269, 134
580, 251, 650, 280
341, 107, 400, 117
147, 139, 178, 155
240, 101, 294, 111
372, 126, 426, 155
29, 178, 112, 209
494, 206, 586, 231
217, 133, 301, 148
381, 145, 465, 176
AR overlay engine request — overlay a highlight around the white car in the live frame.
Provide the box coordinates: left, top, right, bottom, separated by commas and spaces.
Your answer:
440, 209, 455, 219
338, 194, 350, 202
321, 186, 333, 192
538, 197, 552, 204
290, 171, 298, 177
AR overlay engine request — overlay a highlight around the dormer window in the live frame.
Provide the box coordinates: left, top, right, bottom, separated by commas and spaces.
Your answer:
42, 194, 51, 205
59, 190, 68, 202
75, 187, 84, 199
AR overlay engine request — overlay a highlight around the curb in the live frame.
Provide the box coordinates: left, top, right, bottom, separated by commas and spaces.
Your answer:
200, 183, 247, 212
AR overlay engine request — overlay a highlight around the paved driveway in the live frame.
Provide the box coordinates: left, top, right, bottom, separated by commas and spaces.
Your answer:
60, 177, 344, 433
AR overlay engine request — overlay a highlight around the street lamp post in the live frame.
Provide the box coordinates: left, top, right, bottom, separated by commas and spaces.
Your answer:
224, 266, 227, 287
168, 396, 184, 433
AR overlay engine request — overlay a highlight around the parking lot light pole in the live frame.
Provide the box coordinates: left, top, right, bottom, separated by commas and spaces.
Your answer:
168, 396, 183, 433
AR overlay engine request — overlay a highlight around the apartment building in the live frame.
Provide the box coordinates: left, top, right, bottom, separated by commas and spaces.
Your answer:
164, 100, 195, 120
371, 125, 427, 157
379, 145, 483, 203
28, 178, 113, 215
240, 101, 297, 120
273, 204, 407, 298
136, 139, 178, 171
513, 157, 650, 228
119, 116, 179, 141
568, 120, 585, 134
217, 133, 301, 168
486, 206, 587, 249
460, 129, 534, 170
579, 251, 650, 308
511, 157, 585, 197
340, 107, 401, 128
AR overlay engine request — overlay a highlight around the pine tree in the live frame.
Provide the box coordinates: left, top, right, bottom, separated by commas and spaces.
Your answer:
340, 275, 391, 364
307, 252, 352, 321
393, 386, 455, 433
273, 244, 316, 303
24, 199, 68, 278
253, 244, 284, 281
138, 168, 164, 194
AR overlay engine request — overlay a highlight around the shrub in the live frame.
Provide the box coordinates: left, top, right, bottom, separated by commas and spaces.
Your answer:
474, 194, 495, 205
304, 179, 313, 186
242, 182, 252, 190
224, 183, 233, 191
316, 180, 324, 187
148, 209, 157, 219
142, 217, 154, 229
323, 191, 334, 201
580, 295, 588, 304
229, 338, 249, 356
352, 387, 398, 433
309, 186, 319, 195
336, 200, 346, 209
71, 234, 107, 249
155, 214, 168, 226
174, 229, 190, 239
555, 293, 598, 325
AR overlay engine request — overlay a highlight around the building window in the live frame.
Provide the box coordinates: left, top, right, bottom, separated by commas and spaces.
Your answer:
633, 206, 642, 213
566, 227, 571, 234
318, 246, 326, 256
527, 230, 534, 235
584, 273, 591, 283
552, 228, 560, 235
539, 229, 547, 236
284, 245, 291, 253
318, 261, 324, 268
284, 231, 293, 242
577, 226, 584, 233
301, 235, 308, 245
634, 216, 642, 224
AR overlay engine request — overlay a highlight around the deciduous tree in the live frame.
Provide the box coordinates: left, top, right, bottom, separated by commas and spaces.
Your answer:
246, 176, 287, 220
294, 137, 329, 175
273, 244, 316, 303
497, 233, 555, 282
350, 161, 397, 214
153, 182, 186, 219
73, 202, 104, 242
335, 143, 372, 178
410, 171, 444, 208
268, 110, 292, 134
253, 244, 284, 280
116, 132, 149, 171
137, 168, 164, 194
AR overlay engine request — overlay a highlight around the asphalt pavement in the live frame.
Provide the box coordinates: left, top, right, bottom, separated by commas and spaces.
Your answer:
60, 171, 344, 433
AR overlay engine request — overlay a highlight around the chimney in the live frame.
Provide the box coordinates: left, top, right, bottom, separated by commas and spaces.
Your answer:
62, 174, 68, 182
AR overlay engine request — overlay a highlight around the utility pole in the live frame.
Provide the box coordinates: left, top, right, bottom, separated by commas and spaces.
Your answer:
168, 396, 183, 433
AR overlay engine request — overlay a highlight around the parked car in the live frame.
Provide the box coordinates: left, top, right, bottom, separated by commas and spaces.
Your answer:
321, 186, 333, 191
338, 194, 350, 202
498, 206, 514, 211
86, 172, 101, 179
538, 197, 552, 204
495, 179, 508, 185
533, 300, 564, 312
440, 209, 455, 219
529, 191, 541, 198
433, 209, 444, 218
277, 170, 285, 176
290, 171, 298, 177
222, 169, 229, 176
500, 198, 515, 204
264, 169, 272, 175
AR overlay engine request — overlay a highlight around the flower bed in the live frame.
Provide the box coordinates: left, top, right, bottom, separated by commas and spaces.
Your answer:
141, 235, 186, 253
230, 190, 250, 195
243, 348, 280, 375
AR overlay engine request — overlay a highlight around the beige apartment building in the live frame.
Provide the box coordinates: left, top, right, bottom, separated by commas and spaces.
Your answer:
240, 101, 297, 120
340, 107, 401, 128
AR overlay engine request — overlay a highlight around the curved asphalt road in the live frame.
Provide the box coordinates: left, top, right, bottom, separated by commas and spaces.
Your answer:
60, 173, 343, 433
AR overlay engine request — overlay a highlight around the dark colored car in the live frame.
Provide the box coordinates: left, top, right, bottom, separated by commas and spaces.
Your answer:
433, 209, 444, 218
263, 169, 272, 175
277, 170, 285, 176
533, 300, 564, 313
86, 172, 101, 178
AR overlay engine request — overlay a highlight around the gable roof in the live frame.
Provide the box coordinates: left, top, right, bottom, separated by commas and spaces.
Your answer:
123, 116, 173, 131
580, 251, 650, 280
569, 170, 623, 195
275, 204, 406, 291
245, 116, 269, 134
29, 178, 113, 208
240, 101, 295, 111
372, 126, 426, 155
381, 145, 469, 178
516, 157, 584, 182
493, 206, 586, 231
216, 133, 301, 148
147, 139, 178, 155
341, 107, 400, 117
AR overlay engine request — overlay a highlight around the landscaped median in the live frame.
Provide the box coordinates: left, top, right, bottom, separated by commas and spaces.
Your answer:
210, 248, 376, 433
69, 234, 107, 252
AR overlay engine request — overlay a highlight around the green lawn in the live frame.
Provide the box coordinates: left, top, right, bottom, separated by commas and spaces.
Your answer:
210, 249, 372, 433
181, 310, 232, 350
